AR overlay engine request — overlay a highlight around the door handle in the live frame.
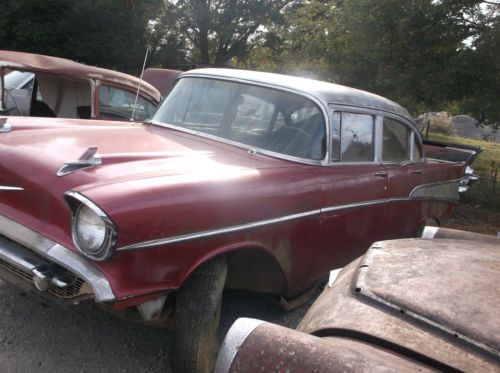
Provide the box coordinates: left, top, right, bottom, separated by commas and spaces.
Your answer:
411, 170, 424, 175
374, 171, 388, 177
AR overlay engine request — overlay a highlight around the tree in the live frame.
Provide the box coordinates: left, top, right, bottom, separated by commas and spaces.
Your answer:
159, 0, 291, 64
253, 0, 499, 120
0, 0, 166, 73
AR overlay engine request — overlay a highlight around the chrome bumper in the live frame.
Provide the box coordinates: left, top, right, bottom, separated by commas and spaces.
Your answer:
0, 213, 115, 302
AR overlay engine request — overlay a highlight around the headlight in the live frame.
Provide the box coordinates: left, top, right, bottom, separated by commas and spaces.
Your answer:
66, 191, 117, 261
76, 205, 107, 253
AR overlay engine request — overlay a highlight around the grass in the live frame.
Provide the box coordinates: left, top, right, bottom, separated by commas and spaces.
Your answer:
427, 133, 500, 211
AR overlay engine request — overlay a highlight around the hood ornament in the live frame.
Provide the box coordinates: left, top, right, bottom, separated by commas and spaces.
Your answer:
57, 147, 102, 176
0, 118, 11, 133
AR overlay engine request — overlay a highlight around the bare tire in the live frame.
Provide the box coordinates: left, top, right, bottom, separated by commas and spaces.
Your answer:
174, 256, 227, 373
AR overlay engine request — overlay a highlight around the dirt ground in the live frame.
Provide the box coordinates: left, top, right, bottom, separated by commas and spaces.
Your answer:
443, 204, 500, 236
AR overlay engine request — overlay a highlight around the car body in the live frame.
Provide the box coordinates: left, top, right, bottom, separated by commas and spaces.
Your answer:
0, 68, 478, 371
215, 227, 500, 373
0, 50, 162, 120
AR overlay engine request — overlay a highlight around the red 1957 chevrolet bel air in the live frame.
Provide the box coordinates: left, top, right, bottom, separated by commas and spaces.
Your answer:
0, 68, 479, 372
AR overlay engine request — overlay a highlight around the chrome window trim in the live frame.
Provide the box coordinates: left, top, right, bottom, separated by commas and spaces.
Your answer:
0, 213, 115, 302
328, 107, 378, 165
374, 115, 383, 163
117, 183, 458, 252
149, 121, 324, 167
151, 75, 331, 166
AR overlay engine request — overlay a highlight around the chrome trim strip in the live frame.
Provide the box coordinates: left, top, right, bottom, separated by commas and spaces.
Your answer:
0, 185, 23, 191
421, 226, 439, 239
118, 209, 321, 251
320, 197, 408, 214
410, 179, 461, 200
214, 318, 265, 373
118, 183, 458, 252
0, 213, 115, 302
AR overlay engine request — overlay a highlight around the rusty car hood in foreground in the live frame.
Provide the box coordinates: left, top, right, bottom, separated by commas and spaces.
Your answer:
216, 230, 500, 372
298, 237, 500, 372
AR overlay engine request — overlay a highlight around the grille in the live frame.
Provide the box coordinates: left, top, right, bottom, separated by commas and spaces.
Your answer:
0, 255, 91, 300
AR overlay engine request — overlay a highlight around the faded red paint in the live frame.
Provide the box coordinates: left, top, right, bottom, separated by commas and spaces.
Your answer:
0, 114, 465, 303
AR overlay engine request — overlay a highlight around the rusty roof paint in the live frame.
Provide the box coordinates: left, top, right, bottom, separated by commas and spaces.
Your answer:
0, 50, 161, 102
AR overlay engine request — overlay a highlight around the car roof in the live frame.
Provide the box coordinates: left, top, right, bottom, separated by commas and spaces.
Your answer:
0, 50, 161, 102
181, 68, 413, 122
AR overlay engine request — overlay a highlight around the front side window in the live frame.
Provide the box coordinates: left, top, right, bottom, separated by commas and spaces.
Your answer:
383, 117, 411, 162
99, 85, 156, 121
153, 78, 326, 160
334, 112, 375, 162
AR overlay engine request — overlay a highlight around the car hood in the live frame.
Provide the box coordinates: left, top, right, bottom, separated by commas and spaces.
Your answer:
0, 117, 279, 246
298, 238, 500, 372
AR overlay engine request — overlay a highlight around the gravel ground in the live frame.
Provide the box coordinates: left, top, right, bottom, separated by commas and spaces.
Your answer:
0, 278, 321, 373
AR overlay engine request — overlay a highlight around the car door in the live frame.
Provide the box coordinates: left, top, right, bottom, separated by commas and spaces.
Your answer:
381, 116, 425, 237
310, 110, 388, 281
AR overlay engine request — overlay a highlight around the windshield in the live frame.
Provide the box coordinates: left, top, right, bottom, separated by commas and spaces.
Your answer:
2, 71, 34, 90
152, 77, 326, 160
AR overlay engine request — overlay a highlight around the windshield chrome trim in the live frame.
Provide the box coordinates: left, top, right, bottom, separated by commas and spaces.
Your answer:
0, 213, 115, 302
0, 118, 11, 133
150, 74, 331, 166
150, 120, 324, 166
117, 191, 457, 252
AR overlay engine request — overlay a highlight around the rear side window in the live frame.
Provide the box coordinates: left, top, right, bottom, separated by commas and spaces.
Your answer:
383, 117, 411, 162
332, 112, 374, 162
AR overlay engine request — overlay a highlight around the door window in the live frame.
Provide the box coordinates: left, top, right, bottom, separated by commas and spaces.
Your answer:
382, 117, 411, 162
333, 112, 374, 162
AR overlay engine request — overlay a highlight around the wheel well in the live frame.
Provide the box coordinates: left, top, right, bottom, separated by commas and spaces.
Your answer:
225, 248, 287, 295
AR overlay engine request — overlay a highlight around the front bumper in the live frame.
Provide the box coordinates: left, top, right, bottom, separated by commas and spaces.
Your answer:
0, 213, 115, 303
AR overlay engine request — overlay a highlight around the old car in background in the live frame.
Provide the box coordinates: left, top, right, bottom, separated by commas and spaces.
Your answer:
0, 68, 479, 372
215, 227, 500, 373
0, 50, 162, 120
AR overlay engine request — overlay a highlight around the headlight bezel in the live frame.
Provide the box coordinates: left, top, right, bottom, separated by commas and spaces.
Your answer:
65, 191, 117, 261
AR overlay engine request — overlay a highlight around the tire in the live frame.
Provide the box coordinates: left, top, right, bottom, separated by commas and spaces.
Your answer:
174, 256, 227, 373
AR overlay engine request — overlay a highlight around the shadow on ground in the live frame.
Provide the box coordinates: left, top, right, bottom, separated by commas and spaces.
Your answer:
0, 280, 320, 372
